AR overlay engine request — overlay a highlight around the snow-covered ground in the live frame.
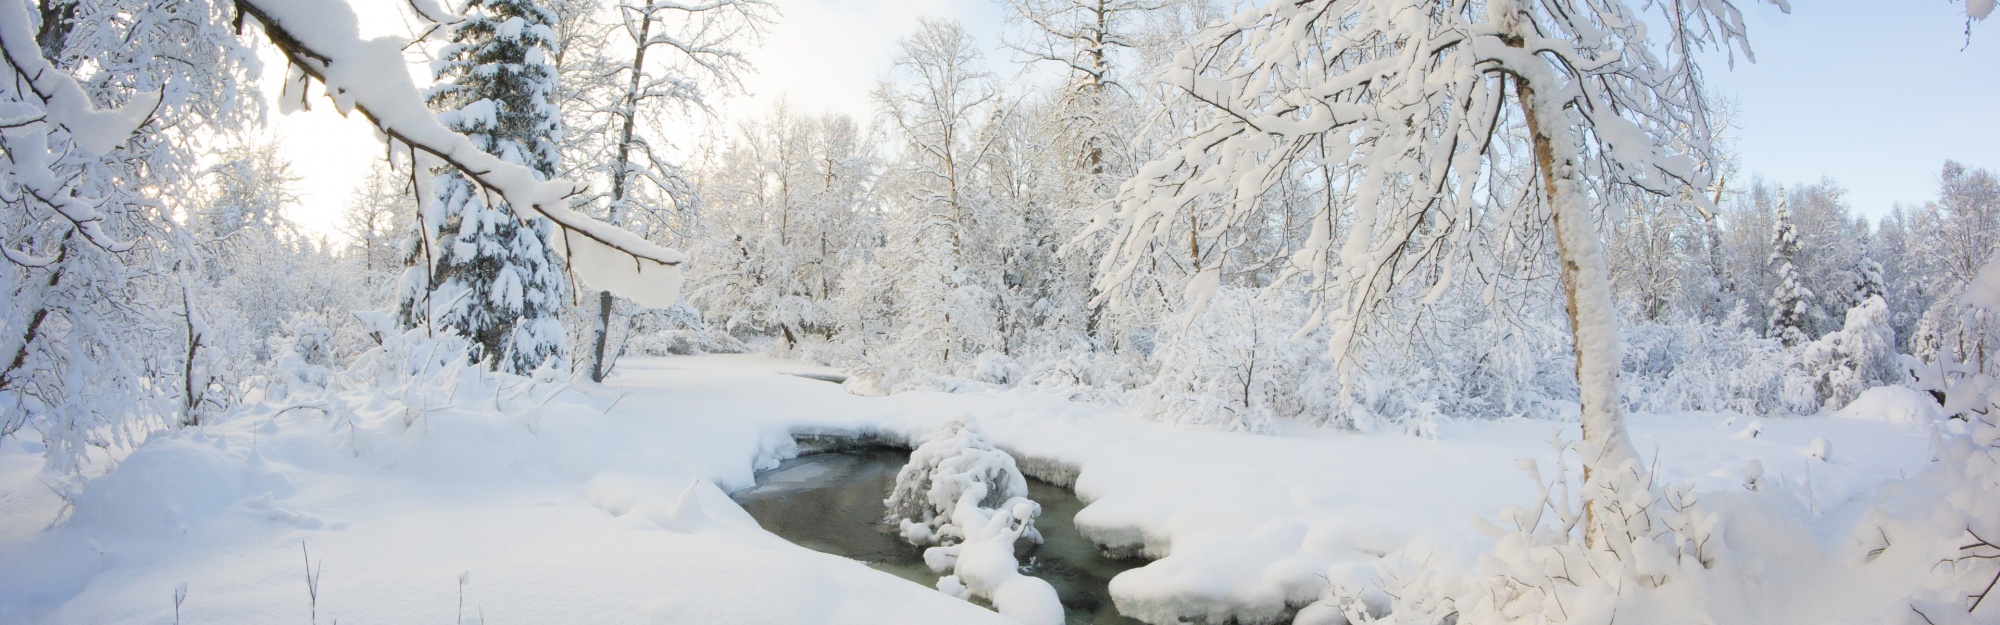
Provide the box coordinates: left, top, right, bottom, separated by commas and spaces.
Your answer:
0, 355, 1945, 624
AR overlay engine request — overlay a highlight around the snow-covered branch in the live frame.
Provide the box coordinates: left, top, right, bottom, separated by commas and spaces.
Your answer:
233, 0, 685, 309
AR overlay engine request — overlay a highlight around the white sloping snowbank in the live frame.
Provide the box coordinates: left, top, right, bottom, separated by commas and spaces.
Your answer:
0, 354, 1010, 625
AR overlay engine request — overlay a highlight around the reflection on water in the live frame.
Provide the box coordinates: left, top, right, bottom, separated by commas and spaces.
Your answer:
732, 448, 1147, 625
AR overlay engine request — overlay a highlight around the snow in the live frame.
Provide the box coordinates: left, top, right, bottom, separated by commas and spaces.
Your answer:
1838, 385, 1946, 425
0, 354, 1948, 625
237, 0, 686, 309
887, 417, 1060, 623
1964, 249, 2000, 312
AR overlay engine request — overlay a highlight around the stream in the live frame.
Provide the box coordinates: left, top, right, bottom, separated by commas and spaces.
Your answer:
731, 448, 1148, 625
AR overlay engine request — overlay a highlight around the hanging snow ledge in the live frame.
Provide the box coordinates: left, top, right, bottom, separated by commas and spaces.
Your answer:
232, 0, 684, 309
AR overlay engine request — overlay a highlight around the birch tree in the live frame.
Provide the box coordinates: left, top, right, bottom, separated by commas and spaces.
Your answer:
1087, 0, 1773, 524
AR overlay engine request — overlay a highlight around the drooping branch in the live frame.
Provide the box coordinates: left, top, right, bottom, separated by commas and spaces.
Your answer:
232, 0, 685, 309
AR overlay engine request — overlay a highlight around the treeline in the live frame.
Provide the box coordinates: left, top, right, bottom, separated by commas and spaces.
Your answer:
678, 6, 1999, 433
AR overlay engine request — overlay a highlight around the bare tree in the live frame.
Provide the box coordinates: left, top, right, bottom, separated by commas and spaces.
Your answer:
572, 0, 773, 382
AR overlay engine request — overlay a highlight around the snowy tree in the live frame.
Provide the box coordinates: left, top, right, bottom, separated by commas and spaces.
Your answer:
1610, 193, 1708, 322
558, 0, 771, 382
1000, 0, 1152, 185
1766, 194, 1814, 347
2, 0, 255, 474
691, 105, 878, 351
1910, 161, 2000, 380
1936, 161, 1999, 289
1139, 287, 1332, 434
341, 161, 416, 290
1787, 295, 1899, 412
184, 139, 374, 423
1874, 204, 1936, 351
842, 19, 1008, 384
1086, 0, 1771, 539
399, 0, 574, 375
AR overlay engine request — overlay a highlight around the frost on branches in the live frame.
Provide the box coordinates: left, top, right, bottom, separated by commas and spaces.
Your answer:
1140, 287, 1331, 435
399, 0, 572, 375
1, 0, 254, 476
884, 416, 1060, 625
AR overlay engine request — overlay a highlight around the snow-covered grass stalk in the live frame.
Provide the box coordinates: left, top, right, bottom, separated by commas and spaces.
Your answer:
1319, 434, 1726, 625
884, 416, 1062, 625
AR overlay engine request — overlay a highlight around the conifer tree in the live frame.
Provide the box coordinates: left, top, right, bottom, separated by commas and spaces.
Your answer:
400, 0, 572, 374
1768, 195, 1814, 347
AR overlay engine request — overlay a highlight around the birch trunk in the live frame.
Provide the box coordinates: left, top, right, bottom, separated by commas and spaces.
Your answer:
1516, 75, 1638, 544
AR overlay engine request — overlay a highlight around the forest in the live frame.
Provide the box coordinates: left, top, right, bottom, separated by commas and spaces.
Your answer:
1, 0, 1996, 623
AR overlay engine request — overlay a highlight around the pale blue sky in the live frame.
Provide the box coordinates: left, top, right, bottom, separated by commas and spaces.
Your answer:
1698, 0, 1997, 218
275, 0, 1996, 237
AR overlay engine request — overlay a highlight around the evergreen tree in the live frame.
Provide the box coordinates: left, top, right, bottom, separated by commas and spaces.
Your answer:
400, 0, 572, 374
1767, 195, 1814, 347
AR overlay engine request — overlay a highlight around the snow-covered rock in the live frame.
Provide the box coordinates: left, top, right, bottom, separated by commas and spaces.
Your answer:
885, 416, 1040, 547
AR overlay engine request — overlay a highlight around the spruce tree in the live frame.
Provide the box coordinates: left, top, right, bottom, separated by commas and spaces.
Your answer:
400, 0, 571, 374
1768, 194, 1815, 347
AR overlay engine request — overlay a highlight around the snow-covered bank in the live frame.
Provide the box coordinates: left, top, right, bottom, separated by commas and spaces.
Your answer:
0, 355, 1949, 624
0, 355, 1011, 625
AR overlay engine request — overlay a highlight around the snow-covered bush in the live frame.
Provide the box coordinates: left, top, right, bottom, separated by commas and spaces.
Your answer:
1139, 287, 1330, 434
1887, 254, 2000, 624
1786, 295, 1901, 412
1019, 348, 1150, 403
1328, 281, 1578, 434
885, 416, 1040, 547
885, 415, 1060, 625
619, 304, 748, 358
927, 497, 1064, 625
1903, 374, 2000, 624
1620, 307, 1791, 416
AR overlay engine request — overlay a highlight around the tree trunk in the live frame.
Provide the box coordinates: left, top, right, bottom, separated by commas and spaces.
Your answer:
590, 289, 615, 382
586, 10, 656, 383
1516, 76, 1637, 545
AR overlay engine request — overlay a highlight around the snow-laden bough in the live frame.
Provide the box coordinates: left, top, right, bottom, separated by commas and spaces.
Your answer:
231, 0, 684, 309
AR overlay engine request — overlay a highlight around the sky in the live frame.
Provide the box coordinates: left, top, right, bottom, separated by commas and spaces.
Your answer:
270, 0, 1997, 241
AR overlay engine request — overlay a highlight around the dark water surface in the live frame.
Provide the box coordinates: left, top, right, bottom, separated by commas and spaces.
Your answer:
731, 448, 1147, 625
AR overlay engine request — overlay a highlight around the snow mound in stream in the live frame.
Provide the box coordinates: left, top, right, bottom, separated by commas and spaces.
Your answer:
884, 416, 1040, 546
884, 415, 1061, 625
